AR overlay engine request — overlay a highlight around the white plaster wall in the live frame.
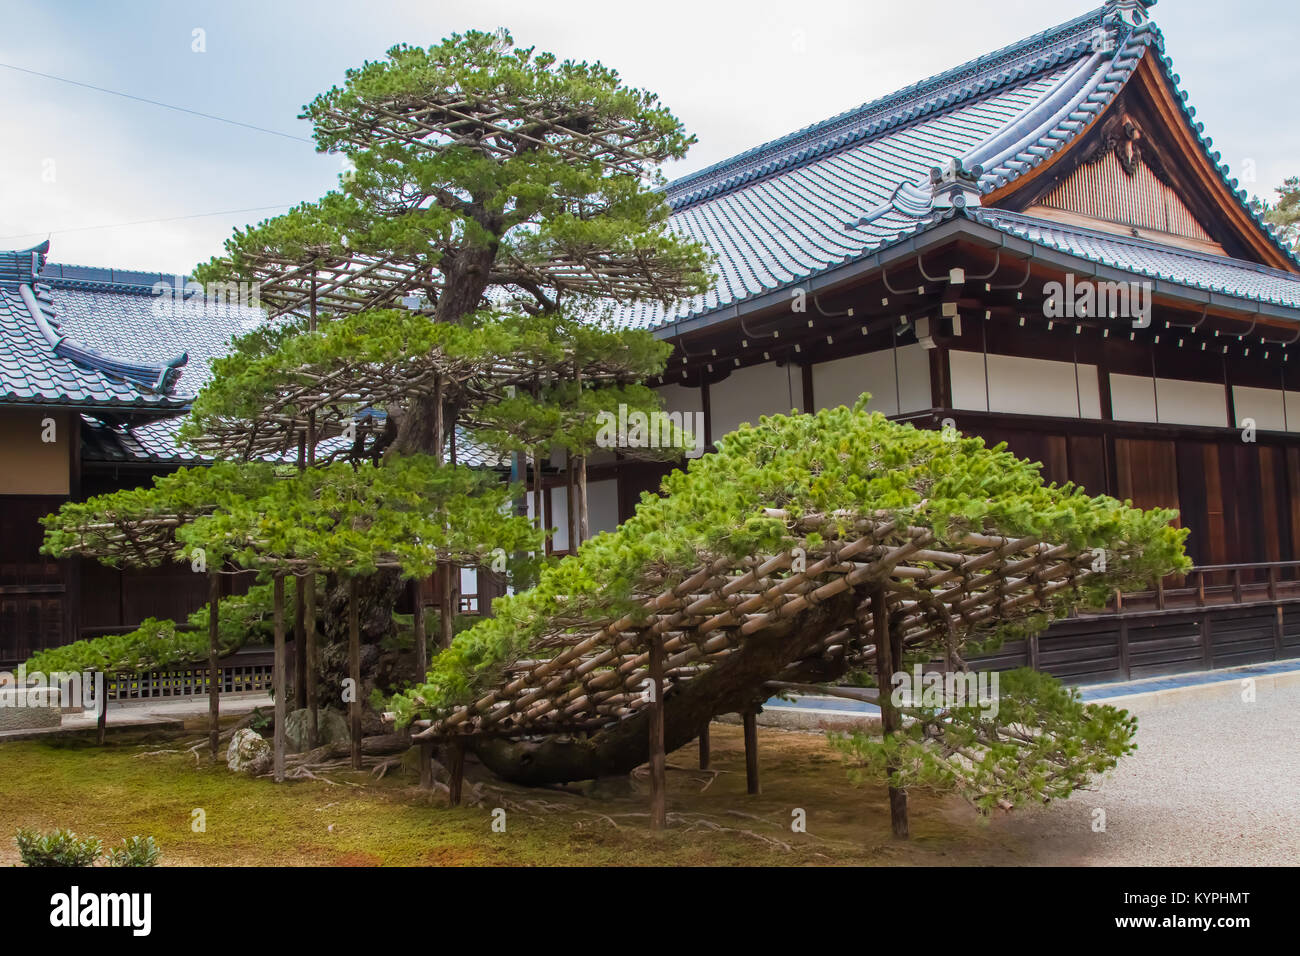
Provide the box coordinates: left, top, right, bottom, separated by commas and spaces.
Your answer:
549, 486, 569, 551
949, 349, 988, 411
1285, 391, 1300, 433
1234, 385, 1287, 431
1109, 373, 1158, 423
896, 343, 931, 413
810, 343, 930, 416
655, 383, 707, 457
1154, 378, 1227, 428
1110, 374, 1227, 427
709, 362, 801, 439
951, 351, 1100, 418
587, 479, 620, 535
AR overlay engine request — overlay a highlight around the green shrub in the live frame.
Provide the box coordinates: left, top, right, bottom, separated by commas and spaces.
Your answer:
14, 827, 103, 867
108, 835, 161, 867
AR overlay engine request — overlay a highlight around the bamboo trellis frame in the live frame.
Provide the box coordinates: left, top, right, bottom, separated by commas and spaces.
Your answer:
410, 509, 1109, 743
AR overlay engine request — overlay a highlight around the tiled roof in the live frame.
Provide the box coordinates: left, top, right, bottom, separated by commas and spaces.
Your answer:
973, 209, 1300, 311
45, 282, 262, 399
17, 259, 505, 469
0, 283, 188, 410
617, 0, 1299, 332
80, 413, 506, 469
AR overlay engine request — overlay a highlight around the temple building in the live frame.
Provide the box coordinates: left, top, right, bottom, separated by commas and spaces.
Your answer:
4, 0, 1300, 679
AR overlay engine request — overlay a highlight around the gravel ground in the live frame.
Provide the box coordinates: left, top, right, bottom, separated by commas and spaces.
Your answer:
986, 681, 1300, 865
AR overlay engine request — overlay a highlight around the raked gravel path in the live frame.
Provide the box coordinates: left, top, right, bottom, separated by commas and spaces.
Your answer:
985, 679, 1300, 865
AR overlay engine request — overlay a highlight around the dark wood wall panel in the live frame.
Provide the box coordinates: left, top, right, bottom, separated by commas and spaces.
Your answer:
0, 496, 68, 664
0, 595, 63, 665
1115, 438, 1181, 512
1209, 609, 1277, 668
1034, 623, 1123, 683
1175, 441, 1225, 566
1067, 434, 1109, 495
1282, 605, 1300, 654
1126, 617, 1204, 679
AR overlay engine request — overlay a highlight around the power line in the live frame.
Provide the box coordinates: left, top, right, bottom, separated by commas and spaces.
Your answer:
0, 61, 315, 143
0, 204, 295, 242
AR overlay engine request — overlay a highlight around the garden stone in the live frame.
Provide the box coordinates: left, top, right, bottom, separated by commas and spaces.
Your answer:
227, 728, 272, 774
283, 707, 349, 753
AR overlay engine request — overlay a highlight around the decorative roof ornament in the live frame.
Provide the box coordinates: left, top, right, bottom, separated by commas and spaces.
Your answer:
0, 241, 50, 291
929, 159, 983, 209
1105, 0, 1156, 28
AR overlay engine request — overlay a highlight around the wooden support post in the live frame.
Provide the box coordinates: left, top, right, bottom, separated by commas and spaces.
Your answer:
412, 578, 428, 673
438, 563, 457, 649
304, 573, 319, 750
413, 579, 433, 789
565, 451, 577, 553
448, 741, 465, 807
576, 453, 589, 546
533, 452, 544, 532
1118, 618, 1131, 680
873, 586, 909, 839
272, 574, 286, 783
648, 632, 667, 830
1275, 605, 1285, 660
698, 723, 711, 770
97, 678, 109, 746
293, 575, 307, 710
742, 709, 760, 795
419, 742, 435, 790
348, 577, 362, 771
208, 570, 221, 761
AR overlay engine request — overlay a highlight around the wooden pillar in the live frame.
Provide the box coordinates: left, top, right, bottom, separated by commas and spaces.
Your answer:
873, 586, 908, 838
96, 678, 109, 746
348, 577, 362, 771
742, 709, 760, 795
293, 575, 307, 710
208, 570, 221, 760
448, 740, 465, 807
533, 452, 544, 532
438, 564, 457, 650
565, 451, 577, 552
412, 578, 428, 673
576, 454, 589, 546
648, 633, 667, 830
272, 573, 286, 783
304, 573, 319, 749
413, 578, 434, 790
698, 722, 711, 770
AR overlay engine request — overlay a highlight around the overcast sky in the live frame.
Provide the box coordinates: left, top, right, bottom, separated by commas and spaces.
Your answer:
0, 0, 1294, 273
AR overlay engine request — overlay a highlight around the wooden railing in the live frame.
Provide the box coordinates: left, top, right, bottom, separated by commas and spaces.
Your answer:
1096, 560, 1300, 617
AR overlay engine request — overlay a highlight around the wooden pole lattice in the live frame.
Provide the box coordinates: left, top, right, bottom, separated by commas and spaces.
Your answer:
410, 510, 1104, 743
